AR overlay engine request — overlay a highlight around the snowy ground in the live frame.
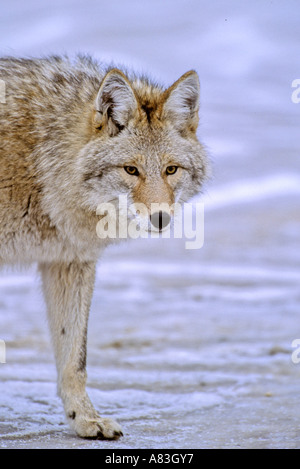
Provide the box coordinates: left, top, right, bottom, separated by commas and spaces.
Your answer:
0, 0, 300, 449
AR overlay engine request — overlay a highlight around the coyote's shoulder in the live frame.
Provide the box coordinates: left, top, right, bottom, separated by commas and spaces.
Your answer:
0, 56, 105, 263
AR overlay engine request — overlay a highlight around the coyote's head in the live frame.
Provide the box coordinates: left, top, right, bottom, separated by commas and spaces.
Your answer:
79, 68, 208, 234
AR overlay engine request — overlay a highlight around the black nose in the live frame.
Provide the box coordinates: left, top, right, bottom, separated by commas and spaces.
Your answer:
150, 211, 171, 231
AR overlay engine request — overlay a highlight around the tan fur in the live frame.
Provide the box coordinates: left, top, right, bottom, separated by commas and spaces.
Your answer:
0, 55, 208, 439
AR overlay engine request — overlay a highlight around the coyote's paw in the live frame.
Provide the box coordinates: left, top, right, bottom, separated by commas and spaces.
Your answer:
71, 415, 123, 440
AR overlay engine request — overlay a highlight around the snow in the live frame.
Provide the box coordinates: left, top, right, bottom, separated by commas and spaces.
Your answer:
0, 0, 300, 449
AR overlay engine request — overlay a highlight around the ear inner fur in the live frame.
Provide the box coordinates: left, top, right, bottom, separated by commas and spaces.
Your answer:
94, 69, 139, 133
161, 70, 200, 133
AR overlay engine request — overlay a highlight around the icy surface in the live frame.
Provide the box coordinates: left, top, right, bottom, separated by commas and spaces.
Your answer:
0, 0, 300, 449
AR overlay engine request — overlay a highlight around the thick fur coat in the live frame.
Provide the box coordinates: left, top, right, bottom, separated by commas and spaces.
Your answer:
0, 55, 208, 439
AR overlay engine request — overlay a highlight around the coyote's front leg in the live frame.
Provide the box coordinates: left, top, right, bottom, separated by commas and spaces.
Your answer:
39, 261, 123, 439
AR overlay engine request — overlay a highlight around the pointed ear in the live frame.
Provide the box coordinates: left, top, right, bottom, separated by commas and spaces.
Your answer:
94, 69, 138, 135
162, 71, 200, 133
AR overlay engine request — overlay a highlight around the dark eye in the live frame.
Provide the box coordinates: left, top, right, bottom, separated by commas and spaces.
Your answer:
166, 166, 178, 175
124, 166, 139, 176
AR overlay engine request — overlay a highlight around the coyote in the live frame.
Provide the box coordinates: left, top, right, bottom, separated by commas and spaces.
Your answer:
0, 55, 208, 439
